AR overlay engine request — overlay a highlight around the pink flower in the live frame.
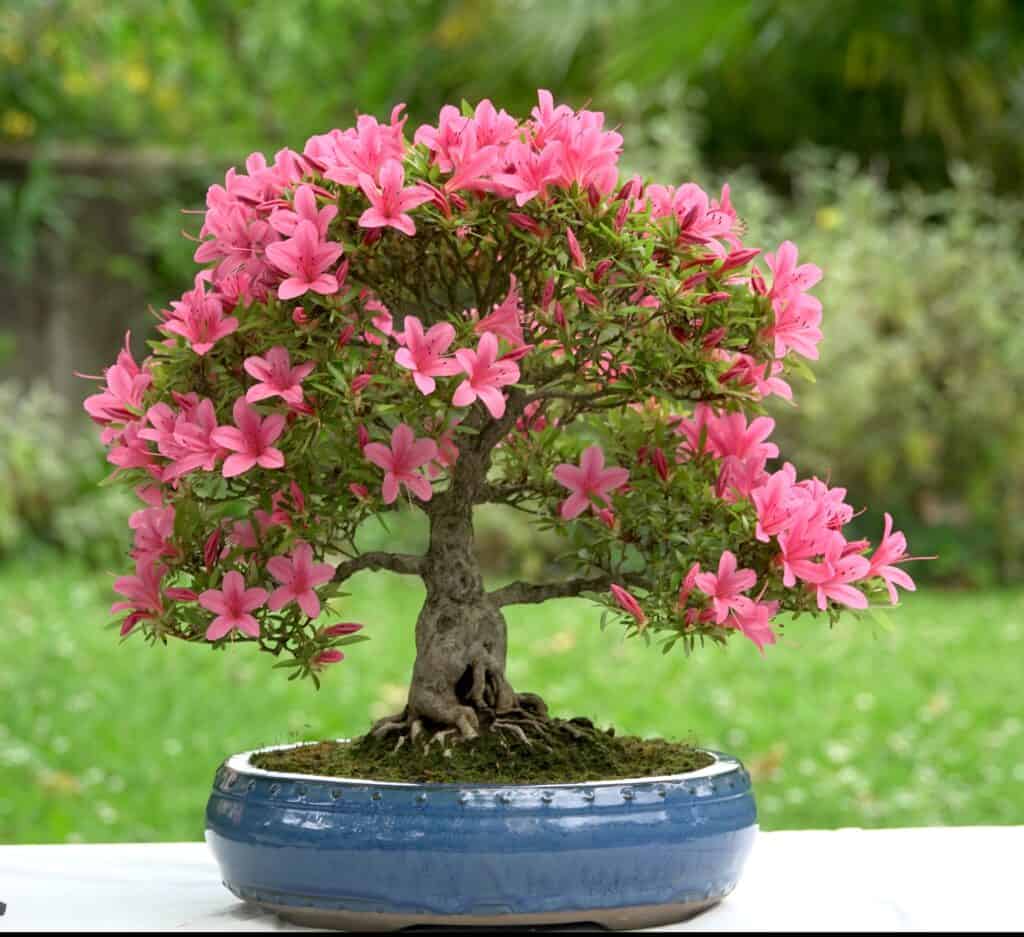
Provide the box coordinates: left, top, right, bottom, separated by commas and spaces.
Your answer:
129, 506, 177, 562
764, 240, 822, 304
729, 597, 780, 653
211, 398, 286, 477
268, 184, 338, 238
694, 551, 757, 624
867, 513, 917, 604
553, 445, 630, 520
474, 276, 527, 348
264, 220, 344, 300
199, 571, 268, 640
112, 560, 166, 635
267, 541, 336, 619
763, 293, 823, 361
750, 463, 800, 542
610, 584, 647, 627
83, 332, 152, 429
491, 140, 562, 206
244, 347, 315, 406
363, 423, 438, 504
799, 533, 871, 611
394, 316, 461, 395
162, 276, 238, 356
309, 108, 407, 187
777, 510, 832, 587
452, 332, 520, 419
357, 159, 432, 237
141, 397, 224, 481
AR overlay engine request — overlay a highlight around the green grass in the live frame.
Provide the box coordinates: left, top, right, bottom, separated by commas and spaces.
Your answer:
2, 553, 1022, 843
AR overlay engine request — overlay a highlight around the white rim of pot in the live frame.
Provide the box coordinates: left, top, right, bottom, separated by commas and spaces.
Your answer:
223, 739, 739, 790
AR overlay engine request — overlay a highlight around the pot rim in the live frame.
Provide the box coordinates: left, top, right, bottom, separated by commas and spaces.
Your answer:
222, 739, 740, 791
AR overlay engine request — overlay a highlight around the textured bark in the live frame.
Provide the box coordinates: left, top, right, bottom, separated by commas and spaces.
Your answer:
403, 494, 517, 738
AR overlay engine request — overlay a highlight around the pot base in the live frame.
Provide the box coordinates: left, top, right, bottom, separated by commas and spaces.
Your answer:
240, 890, 722, 931
207, 743, 756, 932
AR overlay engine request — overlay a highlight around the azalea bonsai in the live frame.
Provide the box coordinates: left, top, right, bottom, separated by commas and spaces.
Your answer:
85, 91, 917, 768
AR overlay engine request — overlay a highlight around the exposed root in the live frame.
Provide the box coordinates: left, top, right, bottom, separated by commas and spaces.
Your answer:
492, 719, 532, 746
361, 687, 608, 758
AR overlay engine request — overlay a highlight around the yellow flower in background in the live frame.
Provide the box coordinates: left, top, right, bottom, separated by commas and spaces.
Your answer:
155, 85, 180, 113
816, 206, 843, 231
61, 71, 93, 97
1, 109, 37, 139
121, 62, 152, 93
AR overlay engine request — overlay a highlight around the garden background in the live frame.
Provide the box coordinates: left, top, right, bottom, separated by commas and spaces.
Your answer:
2, 0, 1022, 843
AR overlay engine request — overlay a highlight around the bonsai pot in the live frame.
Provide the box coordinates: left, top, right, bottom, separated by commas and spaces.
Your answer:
205, 741, 757, 931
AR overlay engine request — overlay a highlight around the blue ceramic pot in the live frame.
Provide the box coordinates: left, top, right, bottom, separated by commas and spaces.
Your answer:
205, 742, 757, 930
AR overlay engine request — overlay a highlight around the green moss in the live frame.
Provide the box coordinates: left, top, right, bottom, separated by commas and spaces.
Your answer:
251, 722, 714, 784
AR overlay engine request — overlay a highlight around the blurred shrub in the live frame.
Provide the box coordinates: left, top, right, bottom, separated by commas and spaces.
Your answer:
0, 382, 133, 567
739, 152, 1024, 586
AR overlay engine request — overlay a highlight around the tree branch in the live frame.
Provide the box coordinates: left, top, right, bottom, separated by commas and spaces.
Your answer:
333, 551, 424, 584
489, 572, 645, 607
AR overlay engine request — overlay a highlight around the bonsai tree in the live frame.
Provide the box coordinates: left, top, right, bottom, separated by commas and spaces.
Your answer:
85, 91, 918, 750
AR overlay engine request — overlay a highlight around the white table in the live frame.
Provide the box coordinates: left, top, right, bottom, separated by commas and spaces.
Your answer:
2, 827, 1021, 931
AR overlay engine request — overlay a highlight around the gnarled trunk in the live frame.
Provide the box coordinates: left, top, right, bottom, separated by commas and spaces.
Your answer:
404, 501, 518, 738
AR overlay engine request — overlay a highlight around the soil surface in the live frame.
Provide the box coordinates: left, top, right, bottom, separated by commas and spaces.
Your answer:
250, 719, 714, 784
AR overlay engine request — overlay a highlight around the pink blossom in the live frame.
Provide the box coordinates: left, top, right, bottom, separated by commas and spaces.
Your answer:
199, 570, 268, 640
646, 182, 739, 256
210, 398, 286, 477
553, 445, 630, 520
474, 276, 527, 348
764, 240, 822, 304
267, 541, 336, 619
706, 411, 779, 463
244, 347, 315, 406
799, 533, 871, 610
750, 463, 800, 542
107, 420, 162, 478
777, 511, 832, 587
729, 597, 780, 653
694, 551, 757, 624
162, 275, 238, 356
268, 184, 338, 238
610, 584, 647, 627
308, 108, 407, 187
763, 293, 823, 361
264, 220, 344, 300
452, 332, 520, 419
129, 506, 177, 562
357, 159, 432, 237
363, 423, 438, 504
394, 316, 461, 395
111, 560, 166, 635
230, 510, 274, 552
492, 140, 562, 206
867, 513, 917, 604
719, 352, 793, 402
141, 397, 224, 481
83, 333, 152, 429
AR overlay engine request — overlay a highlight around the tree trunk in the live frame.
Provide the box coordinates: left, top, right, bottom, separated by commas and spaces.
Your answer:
404, 498, 518, 738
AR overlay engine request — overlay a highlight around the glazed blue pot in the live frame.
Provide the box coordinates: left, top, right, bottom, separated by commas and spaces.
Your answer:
205, 742, 757, 930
